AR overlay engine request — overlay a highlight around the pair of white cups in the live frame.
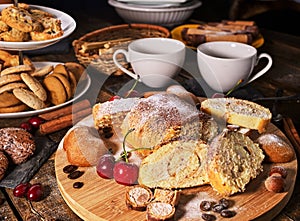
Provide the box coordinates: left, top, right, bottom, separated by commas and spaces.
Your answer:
113, 37, 272, 92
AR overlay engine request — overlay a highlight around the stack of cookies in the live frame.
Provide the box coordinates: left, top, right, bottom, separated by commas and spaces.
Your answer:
0, 51, 85, 113
0, 3, 63, 42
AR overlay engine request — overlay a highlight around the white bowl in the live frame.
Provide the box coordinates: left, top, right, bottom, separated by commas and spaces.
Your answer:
108, 0, 202, 27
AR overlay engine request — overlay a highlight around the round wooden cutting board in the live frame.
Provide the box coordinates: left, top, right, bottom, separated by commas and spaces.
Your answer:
55, 115, 297, 221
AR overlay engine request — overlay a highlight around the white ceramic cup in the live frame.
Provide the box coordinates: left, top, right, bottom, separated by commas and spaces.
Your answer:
113, 38, 186, 88
197, 41, 272, 92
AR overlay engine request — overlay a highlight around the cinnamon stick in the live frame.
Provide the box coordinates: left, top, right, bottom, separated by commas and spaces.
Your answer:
38, 99, 91, 121
39, 107, 92, 135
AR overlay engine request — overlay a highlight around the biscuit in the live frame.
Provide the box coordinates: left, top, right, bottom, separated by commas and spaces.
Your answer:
0, 82, 27, 94
1, 6, 42, 33
20, 73, 47, 101
31, 64, 53, 77
68, 70, 78, 96
0, 74, 22, 87
50, 72, 72, 100
43, 76, 67, 105
52, 64, 69, 78
0, 64, 33, 76
0, 103, 28, 113
0, 28, 30, 42
0, 92, 21, 108
13, 88, 46, 110
65, 62, 86, 82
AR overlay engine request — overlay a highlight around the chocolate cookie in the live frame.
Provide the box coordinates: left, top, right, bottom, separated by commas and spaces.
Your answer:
0, 151, 9, 180
0, 127, 36, 164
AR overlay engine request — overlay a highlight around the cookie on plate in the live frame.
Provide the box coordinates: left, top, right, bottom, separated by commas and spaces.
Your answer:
0, 92, 22, 108
20, 73, 47, 101
0, 28, 30, 42
65, 62, 86, 82
43, 75, 67, 105
31, 64, 54, 77
13, 88, 46, 110
0, 82, 27, 94
0, 64, 33, 76
50, 72, 73, 100
0, 74, 22, 87
1, 6, 42, 33
0, 103, 28, 113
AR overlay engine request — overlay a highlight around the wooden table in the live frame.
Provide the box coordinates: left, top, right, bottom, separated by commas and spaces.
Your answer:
0, 4, 300, 221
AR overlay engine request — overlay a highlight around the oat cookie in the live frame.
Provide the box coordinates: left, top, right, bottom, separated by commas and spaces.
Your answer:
0, 92, 21, 108
13, 88, 46, 110
1, 6, 42, 33
0, 74, 22, 87
43, 76, 67, 105
0, 103, 28, 113
0, 64, 33, 76
31, 64, 53, 77
20, 73, 47, 101
0, 82, 27, 94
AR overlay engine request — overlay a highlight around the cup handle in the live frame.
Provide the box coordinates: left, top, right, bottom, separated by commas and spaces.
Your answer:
113, 49, 141, 81
247, 53, 273, 84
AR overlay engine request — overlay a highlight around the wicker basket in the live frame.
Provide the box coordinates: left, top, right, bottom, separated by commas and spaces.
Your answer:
72, 24, 170, 75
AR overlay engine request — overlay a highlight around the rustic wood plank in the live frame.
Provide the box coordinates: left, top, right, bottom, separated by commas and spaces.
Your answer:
5, 160, 82, 221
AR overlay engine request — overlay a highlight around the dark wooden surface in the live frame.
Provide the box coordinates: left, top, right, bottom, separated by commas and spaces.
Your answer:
0, 2, 300, 221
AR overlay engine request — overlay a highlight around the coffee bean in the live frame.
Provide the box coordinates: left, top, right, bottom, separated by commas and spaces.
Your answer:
219, 198, 230, 209
63, 165, 78, 174
68, 170, 84, 179
201, 213, 216, 221
212, 204, 224, 213
73, 182, 84, 189
220, 209, 236, 218
200, 201, 214, 211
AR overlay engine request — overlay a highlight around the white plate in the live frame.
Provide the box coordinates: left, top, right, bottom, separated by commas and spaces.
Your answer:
0, 4, 76, 51
0, 62, 91, 119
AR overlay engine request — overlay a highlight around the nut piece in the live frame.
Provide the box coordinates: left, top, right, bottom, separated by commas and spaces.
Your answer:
125, 185, 153, 211
269, 166, 287, 178
265, 176, 285, 193
146, 201, 175, 221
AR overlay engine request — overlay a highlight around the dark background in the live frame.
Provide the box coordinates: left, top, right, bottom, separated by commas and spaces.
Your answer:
21, 0, 300, 35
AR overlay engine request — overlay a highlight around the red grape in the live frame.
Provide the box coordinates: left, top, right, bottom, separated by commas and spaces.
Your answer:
28, 116, 44, 128
113, 161, 139, 186
26, 183, 44, 201
96, 154, 116, 179
13, 183, 31, 198
20, 122, 33, 133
